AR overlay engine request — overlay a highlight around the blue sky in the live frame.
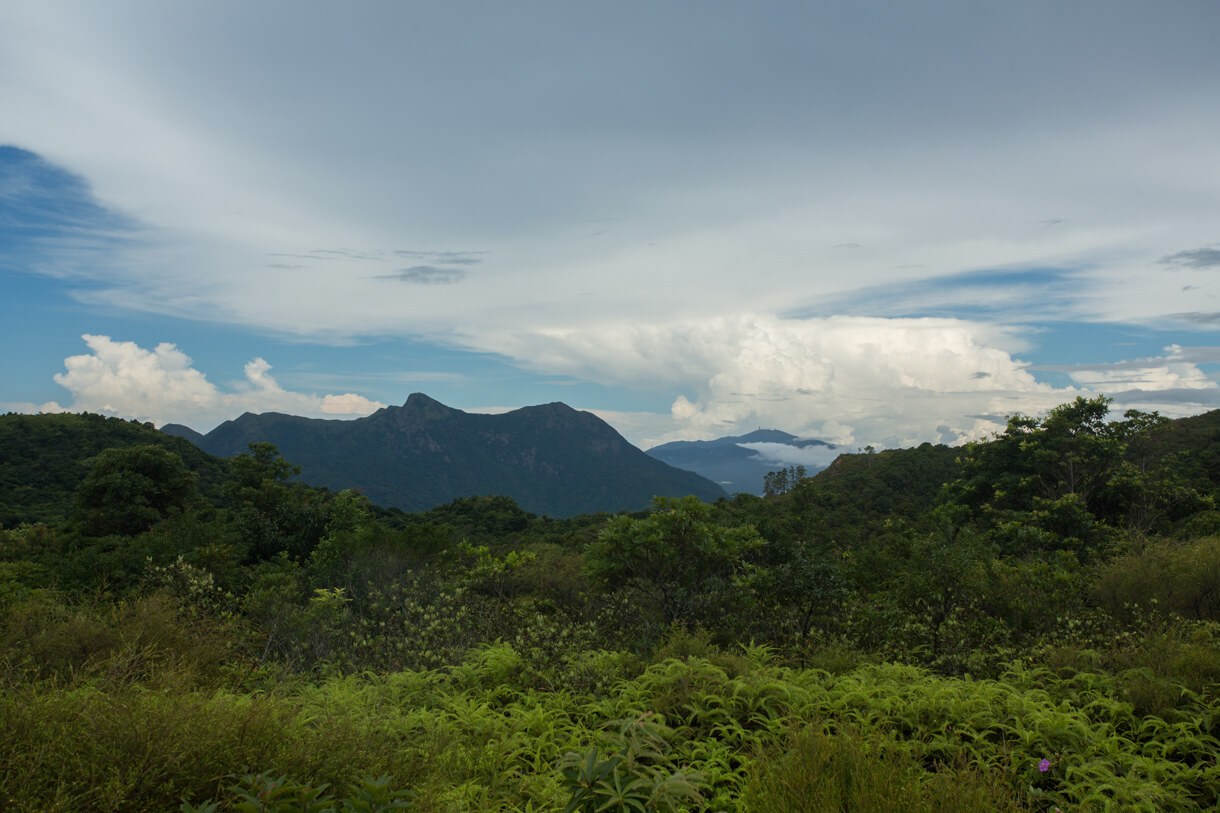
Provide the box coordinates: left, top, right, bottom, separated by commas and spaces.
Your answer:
3, 1, 1220, 451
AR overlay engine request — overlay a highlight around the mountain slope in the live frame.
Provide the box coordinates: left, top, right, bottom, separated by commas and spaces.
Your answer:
647, 429, 835, 495
167, 393, 726, 516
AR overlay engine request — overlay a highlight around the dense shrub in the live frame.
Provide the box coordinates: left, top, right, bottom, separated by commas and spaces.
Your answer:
1094, 536, 1220, 622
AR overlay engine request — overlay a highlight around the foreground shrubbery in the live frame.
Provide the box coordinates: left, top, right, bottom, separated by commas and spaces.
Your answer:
1, 592, 1217, 811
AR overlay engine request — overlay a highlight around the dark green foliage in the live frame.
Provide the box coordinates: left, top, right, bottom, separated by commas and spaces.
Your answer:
558, 714, 703, 812
72, 445, 198, 536
227, 443, 329, 562
1136, 407, 1220, 493
585, 496, 764, 631
748, 441, 962, 544
752, 534, 848, 639
1094, 536, 1220, 622
0, 591, 238, 690
947, 397, 1212, 557
743, 725, 1028, 812
182, 772, 415, 812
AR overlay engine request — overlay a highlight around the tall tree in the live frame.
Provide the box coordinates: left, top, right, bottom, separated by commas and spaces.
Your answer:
72, 446, 197, 536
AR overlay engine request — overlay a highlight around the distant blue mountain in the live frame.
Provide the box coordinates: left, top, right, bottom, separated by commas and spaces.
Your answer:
646, 429, 836, 495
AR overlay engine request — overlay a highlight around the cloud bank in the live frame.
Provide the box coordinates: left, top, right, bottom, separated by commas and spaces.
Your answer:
465, 315, 1220, 448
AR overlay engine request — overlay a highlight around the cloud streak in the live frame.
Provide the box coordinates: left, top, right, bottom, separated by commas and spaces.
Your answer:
1159, 247, 1220, 269
385, 266, 468, 285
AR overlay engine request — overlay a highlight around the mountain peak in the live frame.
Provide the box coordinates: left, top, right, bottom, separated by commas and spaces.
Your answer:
403, 392, 452, 409
401, 392, 460, 419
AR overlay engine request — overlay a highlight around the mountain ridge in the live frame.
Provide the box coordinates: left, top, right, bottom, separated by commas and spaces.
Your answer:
162, 393, 726, 517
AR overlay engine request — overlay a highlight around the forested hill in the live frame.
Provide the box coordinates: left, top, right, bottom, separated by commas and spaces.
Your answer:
717, 441, 964, 544
0, 412, 231, 527
163, 393, 727, 517
720, 404, 1220, 547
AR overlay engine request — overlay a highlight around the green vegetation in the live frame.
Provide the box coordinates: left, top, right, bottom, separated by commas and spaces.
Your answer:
2, 397, 1219, 810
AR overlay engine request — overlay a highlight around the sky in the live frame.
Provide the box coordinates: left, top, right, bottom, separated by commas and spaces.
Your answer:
3, 1, 1220, 457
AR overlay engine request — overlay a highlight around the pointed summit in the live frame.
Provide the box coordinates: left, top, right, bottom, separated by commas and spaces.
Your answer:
402, 392, 458, 420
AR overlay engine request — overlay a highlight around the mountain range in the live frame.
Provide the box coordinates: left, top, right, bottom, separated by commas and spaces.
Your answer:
162, 393, 726, 517
646, 429, 836, 495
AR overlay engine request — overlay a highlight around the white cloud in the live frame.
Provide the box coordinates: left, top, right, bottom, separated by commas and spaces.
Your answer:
44, 335, 385, 430
321, 393, 386, 415
471, 314, 1072, 447
736, 442, 842, 470
456, 316, 1220, 447
1037, 344, 1220, 393
0, 401, 71, 415
53, 335, 216, 416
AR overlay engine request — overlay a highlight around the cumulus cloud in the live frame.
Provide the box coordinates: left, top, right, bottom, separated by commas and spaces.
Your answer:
45, 334, 385, 430
461, 315, 1220, 448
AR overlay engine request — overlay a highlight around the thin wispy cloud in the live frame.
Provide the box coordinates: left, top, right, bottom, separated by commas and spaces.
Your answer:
1159, 247, 1220, 269
384, 266, 468, 285
394, 250, 486, 266
1171, 313, 1220, 325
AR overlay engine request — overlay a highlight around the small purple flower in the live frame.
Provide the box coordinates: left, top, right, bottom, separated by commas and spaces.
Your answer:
1039, 758, 1051, 773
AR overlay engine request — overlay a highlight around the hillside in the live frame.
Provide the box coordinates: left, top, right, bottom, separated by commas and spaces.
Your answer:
0, 412, 230, 527
164, 393, 727, 517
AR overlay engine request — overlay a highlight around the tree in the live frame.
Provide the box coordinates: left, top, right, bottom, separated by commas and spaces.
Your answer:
226, 443, 326, 562
71, 445, 197, 536
945, 397, 1208, 555
764, 465, 807, 497
754, 535, 848, 639
584, 495, 764, 627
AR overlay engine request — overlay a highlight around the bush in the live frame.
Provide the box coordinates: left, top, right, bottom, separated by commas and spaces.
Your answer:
743, 725, 1028, 812
1094, 536, 1220, 622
